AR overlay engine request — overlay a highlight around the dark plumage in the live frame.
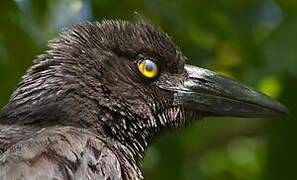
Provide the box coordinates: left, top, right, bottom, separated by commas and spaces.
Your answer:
0, 20, 288, 179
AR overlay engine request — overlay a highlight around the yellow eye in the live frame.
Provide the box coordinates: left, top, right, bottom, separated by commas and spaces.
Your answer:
138, 59, 158, 78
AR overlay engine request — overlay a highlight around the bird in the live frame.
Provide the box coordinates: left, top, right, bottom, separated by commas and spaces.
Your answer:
0, 20, 288, 180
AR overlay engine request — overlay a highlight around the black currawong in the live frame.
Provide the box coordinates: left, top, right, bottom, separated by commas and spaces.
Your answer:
0, 20, 288, 180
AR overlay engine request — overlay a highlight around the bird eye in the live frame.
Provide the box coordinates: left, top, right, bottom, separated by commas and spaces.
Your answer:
138, 59, 158, 78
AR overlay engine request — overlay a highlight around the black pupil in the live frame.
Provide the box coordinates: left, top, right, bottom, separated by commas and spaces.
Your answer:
145, 61, 154, 72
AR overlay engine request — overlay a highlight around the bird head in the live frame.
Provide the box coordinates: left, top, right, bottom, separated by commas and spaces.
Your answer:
2, 20, 288, 157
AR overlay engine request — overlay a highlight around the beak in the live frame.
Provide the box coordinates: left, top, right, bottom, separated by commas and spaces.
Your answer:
158, 64, 289, 118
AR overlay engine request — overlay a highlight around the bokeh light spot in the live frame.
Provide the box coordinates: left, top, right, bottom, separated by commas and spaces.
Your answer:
257, 76, 282, 98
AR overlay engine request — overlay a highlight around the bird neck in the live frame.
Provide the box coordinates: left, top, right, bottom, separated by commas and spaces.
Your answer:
99, 111, 151, 161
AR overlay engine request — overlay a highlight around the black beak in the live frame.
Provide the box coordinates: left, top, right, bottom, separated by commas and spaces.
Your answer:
158, 64, 289, 118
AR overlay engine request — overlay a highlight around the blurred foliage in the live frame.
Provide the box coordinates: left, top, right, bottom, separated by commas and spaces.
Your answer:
0, 0, 296, 179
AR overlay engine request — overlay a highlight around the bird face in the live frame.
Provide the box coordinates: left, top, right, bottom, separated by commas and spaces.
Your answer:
45, 21, 287, 146
4, 20, 288, 154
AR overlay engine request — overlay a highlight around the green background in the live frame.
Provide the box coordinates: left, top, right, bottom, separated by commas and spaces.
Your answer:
0, 0, 296, 179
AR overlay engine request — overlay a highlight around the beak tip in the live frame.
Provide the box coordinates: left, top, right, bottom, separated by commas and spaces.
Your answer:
257, 101, 289, 118
264, 98, 290, 117
277, 105, 290, 117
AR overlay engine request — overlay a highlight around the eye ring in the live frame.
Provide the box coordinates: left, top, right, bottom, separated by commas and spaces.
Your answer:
138, 59, 158, 78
